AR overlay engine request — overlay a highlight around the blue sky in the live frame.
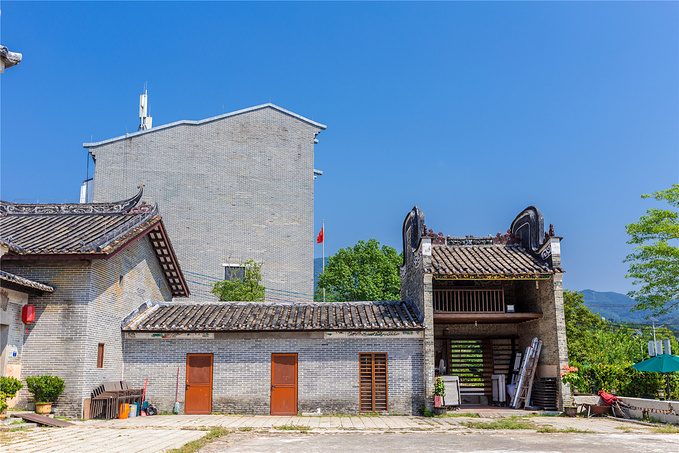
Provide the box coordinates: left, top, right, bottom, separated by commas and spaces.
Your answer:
1, 2, 677, 294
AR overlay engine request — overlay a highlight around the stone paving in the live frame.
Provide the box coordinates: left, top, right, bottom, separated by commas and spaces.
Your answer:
0, 411, 671, 453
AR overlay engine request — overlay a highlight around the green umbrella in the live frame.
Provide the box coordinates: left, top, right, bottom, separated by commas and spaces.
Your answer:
632, 354, 679, 399
632, 354, 679, 373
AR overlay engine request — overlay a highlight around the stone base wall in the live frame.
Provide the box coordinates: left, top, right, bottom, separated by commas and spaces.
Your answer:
123, 332, 424, 415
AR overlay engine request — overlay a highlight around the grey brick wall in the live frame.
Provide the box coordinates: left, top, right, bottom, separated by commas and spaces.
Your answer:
123, 332, 424, 415
3, 260, 92, 416
89, 106, 323, 300
3, 236, 172, 417
0, 288, 29, 406
83, 237, 173, 409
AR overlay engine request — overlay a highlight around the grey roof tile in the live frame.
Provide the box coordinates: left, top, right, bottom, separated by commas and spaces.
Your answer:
123, 300, 424, 332
0, 189, 189, 297
0, 270, 54, 293
431, 244, 559, 277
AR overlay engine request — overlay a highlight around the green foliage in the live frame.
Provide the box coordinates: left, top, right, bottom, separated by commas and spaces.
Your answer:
0, 376, 23, 399
166, 427, 230, 453
564, 290, 606, 365
316, 239, 402, 301
0, 396, 7, 414
277, 424, 311, 432
463, 416, 536, 430
537, 427, 594, 433
25, 375, 65, 403
421, 406, 434, 417
652, 424, 679, 433
211, 260, 265, 302
563, 289, 679, 398
434, 377, 446, 397
625, 185, 679, 315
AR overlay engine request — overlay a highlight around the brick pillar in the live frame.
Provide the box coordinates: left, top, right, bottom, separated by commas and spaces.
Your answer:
420, 238, 435, 411
551, 237, 570, 408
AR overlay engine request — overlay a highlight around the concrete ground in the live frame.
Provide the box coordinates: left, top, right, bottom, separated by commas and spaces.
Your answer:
205, 431, 679, 453
0, 412, 677, 453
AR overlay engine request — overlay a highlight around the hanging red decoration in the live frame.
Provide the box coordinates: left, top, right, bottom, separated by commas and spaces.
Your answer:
21, 305, 35, 324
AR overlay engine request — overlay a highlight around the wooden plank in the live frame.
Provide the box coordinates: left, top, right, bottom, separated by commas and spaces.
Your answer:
13, 412, 74, 427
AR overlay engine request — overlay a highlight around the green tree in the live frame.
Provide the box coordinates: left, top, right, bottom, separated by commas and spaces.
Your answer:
562, 289, 679, 396
625, 184, 679, 315
211, 259, 265, 301
316, 239, 401, 301
563, 290, 606, 364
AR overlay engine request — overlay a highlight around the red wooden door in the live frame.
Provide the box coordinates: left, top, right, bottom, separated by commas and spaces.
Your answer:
185, 354, 213, 414
271, 353, 297, 415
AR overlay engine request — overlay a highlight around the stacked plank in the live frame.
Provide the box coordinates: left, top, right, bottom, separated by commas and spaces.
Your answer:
90, 381, 143, 419
530, 378, 558, 410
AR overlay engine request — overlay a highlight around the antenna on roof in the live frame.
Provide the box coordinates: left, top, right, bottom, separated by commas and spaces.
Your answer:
138, 83, 152, 131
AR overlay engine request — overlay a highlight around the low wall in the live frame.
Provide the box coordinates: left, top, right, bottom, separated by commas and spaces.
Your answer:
573, 395, 679, 424
619, 397, 679, 424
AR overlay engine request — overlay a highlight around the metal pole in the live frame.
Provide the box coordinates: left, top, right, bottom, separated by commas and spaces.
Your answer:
322, 219, 325, 303
653, 321, 657, 346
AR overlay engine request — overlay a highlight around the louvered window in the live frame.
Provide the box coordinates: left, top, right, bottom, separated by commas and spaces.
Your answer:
359, 353, 388, 413
448, 338, 515, 397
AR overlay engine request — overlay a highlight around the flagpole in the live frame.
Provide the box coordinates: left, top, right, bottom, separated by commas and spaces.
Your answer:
322, 219, 325, 303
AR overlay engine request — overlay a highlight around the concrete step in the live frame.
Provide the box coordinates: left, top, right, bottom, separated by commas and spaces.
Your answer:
0, 421, 38, 430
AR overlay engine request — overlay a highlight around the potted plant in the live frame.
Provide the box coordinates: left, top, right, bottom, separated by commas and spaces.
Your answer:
434, 377, 446, 415
0, 376, 23, 420
560, 365, 580, 417
25, 375, 65, 415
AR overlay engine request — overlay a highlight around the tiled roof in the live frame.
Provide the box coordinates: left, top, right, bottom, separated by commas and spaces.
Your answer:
0, 189, 189, 297
0, 188, 152, 254
0, 270, 54, 293
123, 300, 424, 332
431, 244, 559, 277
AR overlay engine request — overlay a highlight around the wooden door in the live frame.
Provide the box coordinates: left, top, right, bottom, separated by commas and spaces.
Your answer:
359, 353, 388, 413
185, 354, 213, 414
271, 353, 297, 415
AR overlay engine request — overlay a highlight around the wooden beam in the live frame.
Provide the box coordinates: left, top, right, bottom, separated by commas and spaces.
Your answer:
434, 313, 543, 324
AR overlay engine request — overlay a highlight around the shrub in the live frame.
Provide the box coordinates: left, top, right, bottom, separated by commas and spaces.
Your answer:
211, 260, 265, 302
434, 377, 446, 397
560, 363, 678, 398
0, 376, 23, 399
25, 375, 65, 403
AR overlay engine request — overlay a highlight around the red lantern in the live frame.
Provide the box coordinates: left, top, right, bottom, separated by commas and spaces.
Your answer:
21, 305, 35, 324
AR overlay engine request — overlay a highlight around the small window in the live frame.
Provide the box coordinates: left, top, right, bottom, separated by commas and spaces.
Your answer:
222, 264, 245, 282
97, 343, 104, 368
359, 353, 388, 413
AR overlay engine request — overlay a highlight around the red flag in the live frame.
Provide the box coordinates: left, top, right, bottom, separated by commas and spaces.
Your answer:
316, 227, 324, 244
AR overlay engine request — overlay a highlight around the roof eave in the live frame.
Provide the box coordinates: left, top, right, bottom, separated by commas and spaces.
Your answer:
83, 103, 326, 149
123, 327, 426, 333
431, 272, 555, 280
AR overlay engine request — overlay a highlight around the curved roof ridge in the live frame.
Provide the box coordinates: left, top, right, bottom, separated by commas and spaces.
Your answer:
84, 103, 327, 149
0, 186, 144, 216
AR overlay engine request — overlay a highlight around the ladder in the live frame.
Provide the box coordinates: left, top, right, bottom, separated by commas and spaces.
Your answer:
510, 337, 542, 409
